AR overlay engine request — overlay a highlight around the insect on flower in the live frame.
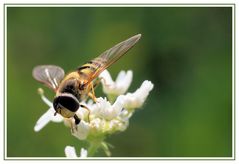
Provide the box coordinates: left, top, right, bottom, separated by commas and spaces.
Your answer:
32, 34, 141, 129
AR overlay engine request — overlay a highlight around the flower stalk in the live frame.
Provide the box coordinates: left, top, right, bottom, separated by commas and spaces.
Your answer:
87, 139, 104, 157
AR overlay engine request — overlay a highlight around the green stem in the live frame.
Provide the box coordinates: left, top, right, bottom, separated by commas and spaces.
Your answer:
87, 139, 103, 157
101, 141, 111, 157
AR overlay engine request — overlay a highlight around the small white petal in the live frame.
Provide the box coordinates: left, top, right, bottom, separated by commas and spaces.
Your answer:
34, 107, 63, 132
118, 109, 132, 122
99, 70, 114, 85
90, 97, 107, 116
111, 95, 125, 118
94, 97, 124, 120
65, 146, 78, 158
100, 70, 133, 95
115, 70, 127, 82
123, 80, 154, 109
34, 109, 52, 132
80, 148, 88, 158
133, 80, 154, 101
115, 70, 133, 94
72, 121, 90, 140
51, 113, 64, 123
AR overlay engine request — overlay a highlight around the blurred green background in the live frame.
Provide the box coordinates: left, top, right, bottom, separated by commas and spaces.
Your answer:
7, 7, 232, 157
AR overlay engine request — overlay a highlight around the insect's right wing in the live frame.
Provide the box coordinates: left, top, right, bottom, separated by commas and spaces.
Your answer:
83, 34, 141, 85
32, 65, 65, 91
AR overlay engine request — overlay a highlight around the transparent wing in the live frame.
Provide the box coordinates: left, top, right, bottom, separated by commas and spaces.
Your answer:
83, 34, 141, 85
32, 65, 65, 91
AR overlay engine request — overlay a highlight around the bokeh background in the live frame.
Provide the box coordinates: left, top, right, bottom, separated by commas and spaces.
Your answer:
7, 7, 232, 157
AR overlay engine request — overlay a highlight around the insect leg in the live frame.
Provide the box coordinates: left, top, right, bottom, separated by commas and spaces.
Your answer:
68, 115, 81, 133
74, 114, 81, 125
88, 92, 97, 102
88, 82, 97, 102
65, 118, 77, 133
93, 78, 102, 88
80, 104, 91, 122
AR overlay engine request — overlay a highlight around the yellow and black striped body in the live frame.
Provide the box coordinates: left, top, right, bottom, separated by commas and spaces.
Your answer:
56, 57, 107, 102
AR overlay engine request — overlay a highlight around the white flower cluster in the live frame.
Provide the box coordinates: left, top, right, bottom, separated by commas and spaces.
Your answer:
34, 70, 154, 157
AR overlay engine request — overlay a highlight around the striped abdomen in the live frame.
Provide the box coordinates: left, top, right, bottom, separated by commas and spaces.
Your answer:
77, 57, 107, 80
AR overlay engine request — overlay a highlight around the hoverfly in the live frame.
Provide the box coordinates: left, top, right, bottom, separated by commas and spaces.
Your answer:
33, 34, 141, 126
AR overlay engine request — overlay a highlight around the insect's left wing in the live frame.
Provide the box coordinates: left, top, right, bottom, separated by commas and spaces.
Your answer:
32, 65, 65, 91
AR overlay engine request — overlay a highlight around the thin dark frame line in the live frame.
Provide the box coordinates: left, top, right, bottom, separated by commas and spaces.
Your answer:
232, 3, 236, 160
3, 3, 6, 160
3, 3, 236, 5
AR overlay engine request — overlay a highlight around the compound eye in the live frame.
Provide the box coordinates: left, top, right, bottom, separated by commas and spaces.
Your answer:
56, 96, 80, 112
53, 97, 60, 111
